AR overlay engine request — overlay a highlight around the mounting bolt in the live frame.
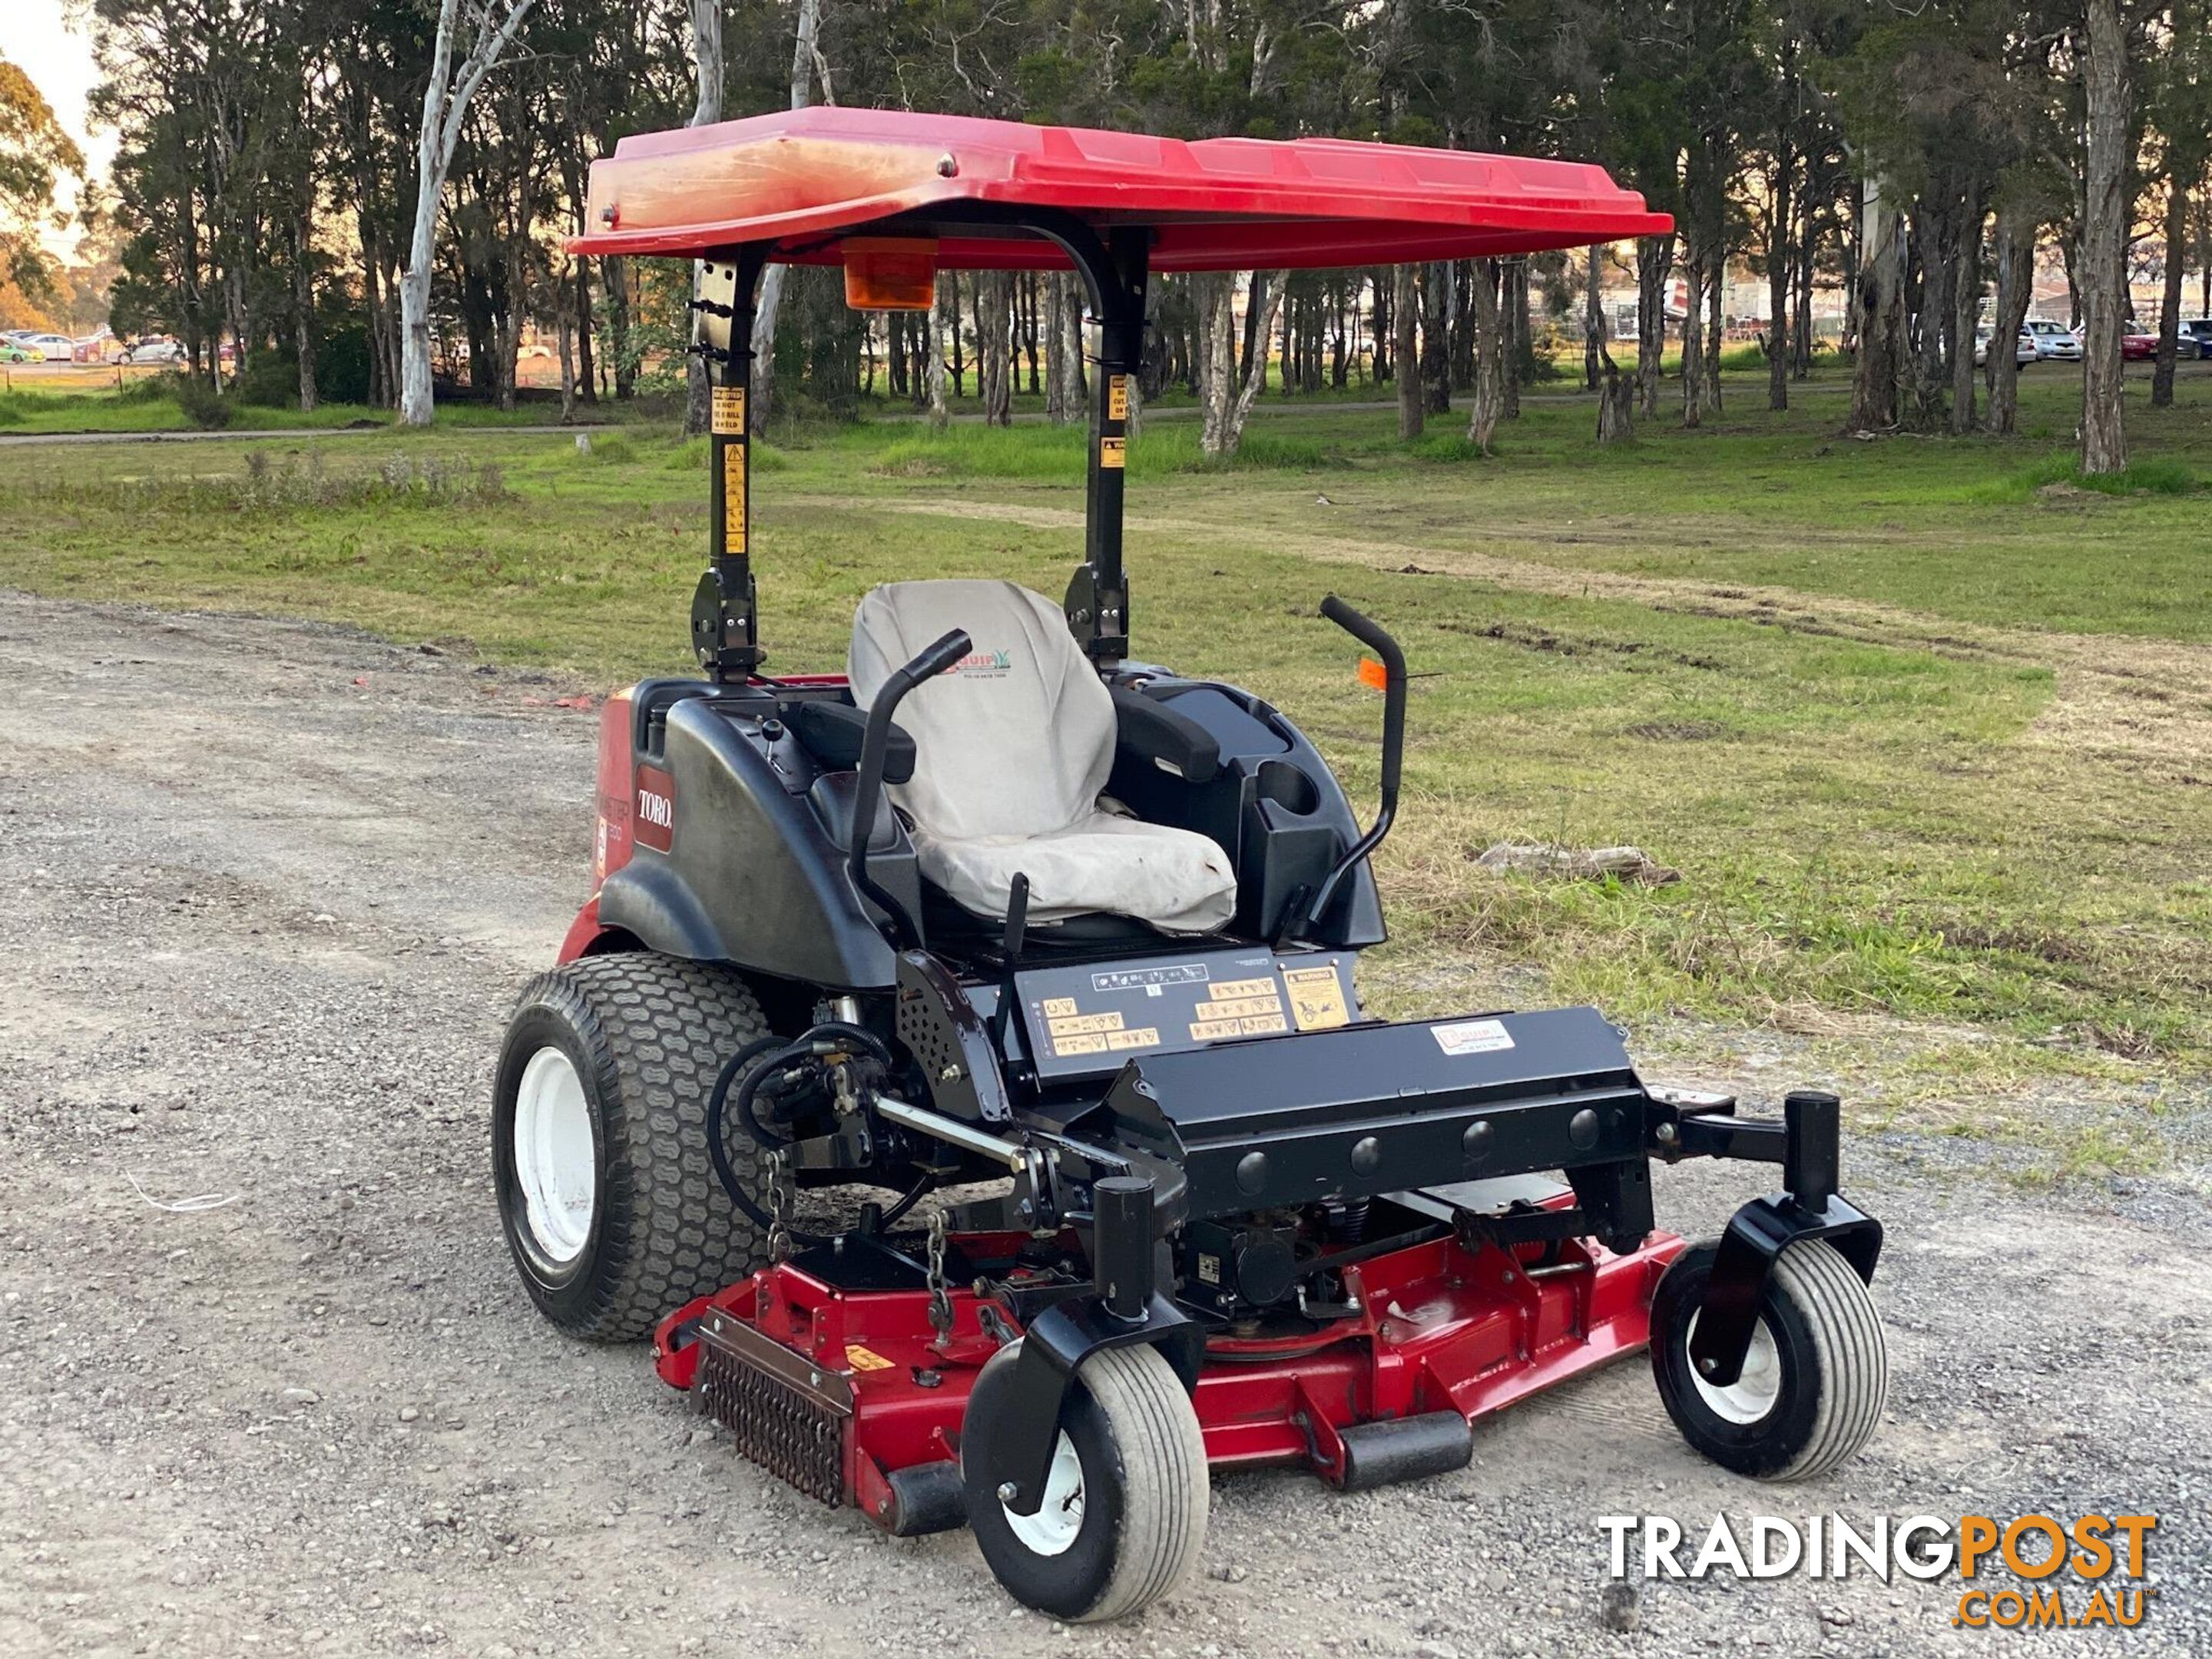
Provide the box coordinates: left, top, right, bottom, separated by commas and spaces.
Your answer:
996, 1482, 1018, 1504
938, 153, 959, 177
939, 1064, 962, 1083
1698, 1356, 1719, 1377
1655, 1122, 1680, 1147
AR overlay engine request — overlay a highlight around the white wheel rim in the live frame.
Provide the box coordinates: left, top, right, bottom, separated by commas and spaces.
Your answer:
1002, 1432, 1085, 1557
514, 1046, 595, 1264
1686, 1312, 1783, 1425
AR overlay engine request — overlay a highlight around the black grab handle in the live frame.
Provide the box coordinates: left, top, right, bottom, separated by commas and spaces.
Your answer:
1297, 597, 1408, 940
849, 628, 969, 947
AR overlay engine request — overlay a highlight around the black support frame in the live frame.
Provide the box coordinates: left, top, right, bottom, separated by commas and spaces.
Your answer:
690, 246, 771, 681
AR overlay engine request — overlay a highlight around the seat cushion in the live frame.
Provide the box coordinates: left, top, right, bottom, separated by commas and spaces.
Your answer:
916, 810, 1238, 935
850, 579, 1237, 933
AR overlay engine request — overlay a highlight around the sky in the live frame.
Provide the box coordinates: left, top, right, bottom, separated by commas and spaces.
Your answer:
10, 1, 114, 257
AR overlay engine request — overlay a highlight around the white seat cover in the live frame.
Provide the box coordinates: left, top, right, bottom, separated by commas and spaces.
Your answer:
849, 580, 1238, 933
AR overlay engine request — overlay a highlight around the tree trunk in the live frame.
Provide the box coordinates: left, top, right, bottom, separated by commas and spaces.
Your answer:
1502, 260, 1528, 419
1635, 234, 1672, 419
981, 272, 1013, 426
1043, 277, 1068, 422
1985, 201, 2036, 435
2152, 171, 2187, 409
1204, 272, 1284, 459
1680, 247, 1705, 429
1420, 263, 1451, 414
1583, 247, 1604, 392
1849, 174, 1903, 432
293, 210, 317, 413
1703, 263, 1724, 415
2078, 0, 2129, 475
926, 274, 949, 430
1392, 263, 1422, 440
572, 260, 596, 404
1767, 164, 1790, 412
601, 255, 634, 398
557, 282, 576, 424
1465, 260, 1504, 454
1949, 184, 1985, 436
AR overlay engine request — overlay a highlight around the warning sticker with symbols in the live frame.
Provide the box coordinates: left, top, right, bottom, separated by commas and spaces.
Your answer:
1048, 1011, 1125, 1038
1099, 435, 1127, 469
1041, 996, 1078, 1018
711, 385, 747, 435
845, 1344, 893, 1372
1282, 964, 1351, 1031
1108, 375, 1129, 421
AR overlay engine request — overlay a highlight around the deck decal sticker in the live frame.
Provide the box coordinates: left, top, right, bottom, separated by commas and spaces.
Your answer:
1432, 1018, 1515, 1056
1108, 375, 1128, 420
844, 1344, 893, 1372
1099, 435, 1126, 469
711, 386, 747, 435
1282, 965, 1350, 1031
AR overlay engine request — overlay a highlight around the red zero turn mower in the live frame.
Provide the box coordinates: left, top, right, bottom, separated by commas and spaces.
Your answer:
493, 109, 1889, 1621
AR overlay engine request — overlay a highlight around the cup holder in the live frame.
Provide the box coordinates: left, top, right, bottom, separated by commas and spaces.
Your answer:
1255, 759, 1320, 816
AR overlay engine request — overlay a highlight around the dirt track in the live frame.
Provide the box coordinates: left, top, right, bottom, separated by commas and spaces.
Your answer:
1, 589, 2206, 1658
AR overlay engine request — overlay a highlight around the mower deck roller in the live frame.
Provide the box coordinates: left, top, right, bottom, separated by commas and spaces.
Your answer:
490, 105, 1892, 1623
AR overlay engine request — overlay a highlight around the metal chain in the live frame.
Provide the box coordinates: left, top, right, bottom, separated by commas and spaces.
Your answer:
926, 1209, 953, 1344
764, 1147, 794, 1263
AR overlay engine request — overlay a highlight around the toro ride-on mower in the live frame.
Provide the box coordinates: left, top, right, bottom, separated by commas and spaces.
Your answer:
493, 108, 1889, 1621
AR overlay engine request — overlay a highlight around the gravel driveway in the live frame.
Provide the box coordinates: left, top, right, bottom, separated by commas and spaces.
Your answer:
1, 589, 2204, 1658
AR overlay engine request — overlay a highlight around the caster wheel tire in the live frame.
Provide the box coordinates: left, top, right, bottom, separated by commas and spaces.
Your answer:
962, 1342, 1209, 1622
492, 953, 773, 1342
1651, 1237, 1886, 1482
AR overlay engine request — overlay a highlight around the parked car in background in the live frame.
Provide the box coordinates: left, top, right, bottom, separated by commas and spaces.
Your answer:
1973, 326, 2037, 369
2121, 329, 2160, 361
2023, 318, 2082, 360
120, 337, 187, 365
2181, 319, 2212, 360
0, 340, 41, 364
22, 333, 76, 362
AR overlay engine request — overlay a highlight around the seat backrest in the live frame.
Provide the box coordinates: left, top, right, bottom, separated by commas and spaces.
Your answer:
849, 580, 1114, 843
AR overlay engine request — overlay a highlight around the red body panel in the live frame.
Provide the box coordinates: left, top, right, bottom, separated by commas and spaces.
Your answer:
654, 1222, 1684, 1523
570, 107, 1670, 270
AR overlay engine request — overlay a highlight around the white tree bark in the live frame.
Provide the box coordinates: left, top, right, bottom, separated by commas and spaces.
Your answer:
680, 0, 725, 437
926, 273, 949, 430
399, 0, 537, 428
750, 0, 825, 432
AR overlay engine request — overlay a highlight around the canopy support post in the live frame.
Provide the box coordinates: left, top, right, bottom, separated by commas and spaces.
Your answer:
1067, 227, 1147, 667
690, 246, 770, 682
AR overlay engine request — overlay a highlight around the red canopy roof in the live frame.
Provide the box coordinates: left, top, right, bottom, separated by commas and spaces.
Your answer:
568, 108, 1668, 271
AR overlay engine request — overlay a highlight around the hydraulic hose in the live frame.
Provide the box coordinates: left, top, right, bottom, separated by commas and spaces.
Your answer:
704, 1022, 898, 1247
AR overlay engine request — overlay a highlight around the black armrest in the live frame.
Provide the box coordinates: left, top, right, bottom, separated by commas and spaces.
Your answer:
788, 699, 916, 786
1110, 685, 1222, 783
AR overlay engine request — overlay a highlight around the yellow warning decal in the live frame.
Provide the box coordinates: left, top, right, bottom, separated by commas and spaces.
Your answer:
1048, 1011, 1125, 1038
1189, 1018, 1242, 1041
1208, 979, 1276, 1001
1108, 375, 1129, 421
1283, 964, 1350, 1031
722, 446, 747, 551
1194, 994, 1283, 1022
1054, 1032, 1111, 1056
1099, 436, 1126, 469
1106, 1027, 1161, 1051
845, 1344, 894, 1372
1239, 1013, 1289, 1035
711, 385, 747, 435
1041, 996, 1079, 1018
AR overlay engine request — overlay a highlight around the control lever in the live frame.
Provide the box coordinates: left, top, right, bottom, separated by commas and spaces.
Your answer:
849, 628, 969, 946
1294, 595, 1406, 939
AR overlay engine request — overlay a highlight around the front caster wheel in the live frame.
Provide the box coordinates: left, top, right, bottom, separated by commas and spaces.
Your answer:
961, 1343, 1209, 1622
1651, 1237, 1886, 1482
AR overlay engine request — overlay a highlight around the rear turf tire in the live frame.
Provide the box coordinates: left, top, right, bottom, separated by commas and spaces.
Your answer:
1651, 1237, 1887, 1482
492, 953, 772, 1341
962, 1342, 1210, 1622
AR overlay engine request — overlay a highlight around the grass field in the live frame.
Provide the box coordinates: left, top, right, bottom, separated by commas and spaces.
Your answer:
4, 362, 2207, 1171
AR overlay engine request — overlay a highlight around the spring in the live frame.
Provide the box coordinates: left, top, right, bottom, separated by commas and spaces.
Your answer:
1321, 1195, 1370, 1242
